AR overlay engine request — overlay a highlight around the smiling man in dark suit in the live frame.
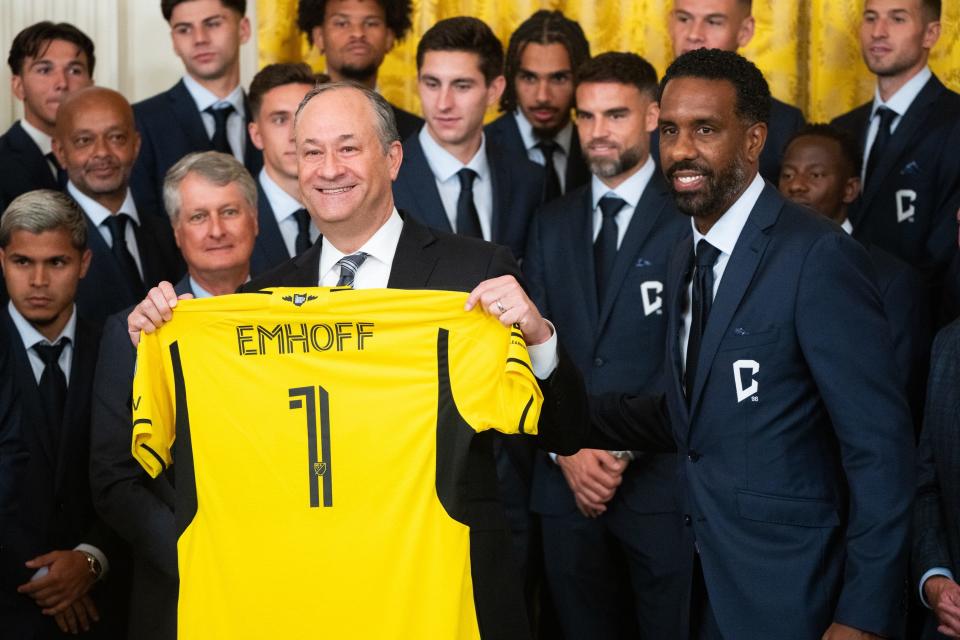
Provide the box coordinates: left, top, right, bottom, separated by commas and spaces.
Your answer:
485, 10, 592, 204
523, 52, 689, 640
0, 190, 125, 639
130, 0, 262, 217
585, 49, 914, 640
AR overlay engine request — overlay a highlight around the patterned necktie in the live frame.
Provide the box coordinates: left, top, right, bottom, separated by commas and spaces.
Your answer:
685, 239, 722, 402
205, 104, 236, 155
594, 196, 626, 303
335, 252, 369, 288
292, 208, 313, 255
864, 106, 897, 188
103, 213, 144, 297
536, 139, 563, 203
33, 340, 69, 438
455, 168, 483, 239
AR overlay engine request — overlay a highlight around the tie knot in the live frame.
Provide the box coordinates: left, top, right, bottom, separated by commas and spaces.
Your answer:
695, 239, 721, 268
457, 168, 478, 191
536, 139, 560, 159
33, 340, 68, 365
335, 252, 369, 287
292, 208, 311, 231
45, 152, 63, 170
875, 106, 897, 129
205, 103, 235, 122
103, 213, 130, 238
598, 196, 626, 219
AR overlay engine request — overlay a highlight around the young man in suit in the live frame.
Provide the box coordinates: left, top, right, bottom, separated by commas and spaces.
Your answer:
393, 17, 544, 262
779, 123, 931, 433
297, 0, 422, 140
585, 49, 914, 639
831, 0, 960, 323
247, 63, 324, 275
0, 22, 94, 211
90, 151, 258, 640
131, 0, 262, 217
523, 52, 689, 640
665, 0, 805, 182
0, 190, 125, 639
485, 10, 591, 205
53, 87, 183, 327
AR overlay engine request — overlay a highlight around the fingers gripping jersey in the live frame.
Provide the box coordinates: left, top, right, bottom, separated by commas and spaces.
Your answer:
131, 287, 542, 639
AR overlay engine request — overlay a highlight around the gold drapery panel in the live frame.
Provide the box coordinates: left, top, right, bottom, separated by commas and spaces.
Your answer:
257, 0, 960, 123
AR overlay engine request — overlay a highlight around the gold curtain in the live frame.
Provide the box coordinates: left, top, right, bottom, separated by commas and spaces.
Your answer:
257, 0, 960, 123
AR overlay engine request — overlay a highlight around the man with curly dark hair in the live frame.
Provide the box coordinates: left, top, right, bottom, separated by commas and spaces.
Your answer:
297, 0, 422, 139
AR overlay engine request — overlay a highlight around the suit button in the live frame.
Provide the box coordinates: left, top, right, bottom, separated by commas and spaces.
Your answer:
687, 450, 701, 462
593, 358, 604, 367
683, 515, 692, 526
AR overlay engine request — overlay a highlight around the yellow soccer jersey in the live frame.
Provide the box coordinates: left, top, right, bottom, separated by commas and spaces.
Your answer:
131, 287, 542, 640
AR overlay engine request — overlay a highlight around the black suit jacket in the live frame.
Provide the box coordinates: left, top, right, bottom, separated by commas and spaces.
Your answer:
130, 80, 263, 216
484, 112, 590, 199
0, 121, 60, 211
392, 132, 544, 262
0, 308, 125, 639
391, 103, 424, 141
832, 74, 960, 309
250, 180, 295, 277
75, 204, 185, 327
89, 277, 191, 640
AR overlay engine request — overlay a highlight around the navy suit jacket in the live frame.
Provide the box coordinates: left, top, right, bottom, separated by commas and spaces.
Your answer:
589, 184, 914, 638
392, 131, 544, 262
0, 121, 60, 211
75, 206, 184, 327
130, 80, 263, 216
249, 180, 295, 277
832, 74, 960, 305
0, 308, 126, 638
484, 113, 590, 199
391, 103, 424, 141
524, 172, 687, 516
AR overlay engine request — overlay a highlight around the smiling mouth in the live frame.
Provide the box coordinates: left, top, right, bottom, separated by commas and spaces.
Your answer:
316, 186, 355, 195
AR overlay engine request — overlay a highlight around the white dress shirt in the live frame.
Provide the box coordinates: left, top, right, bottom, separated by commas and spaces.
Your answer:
67, 182, 144, 277
513, 110, 573, 193
182, 74, 246, 163
590, 156, 655, 248
259, 169, 318, 257
418, 127, 494, 240
19, 118, 57, 179
861, 65, 932, 183
679, 173, 766, 369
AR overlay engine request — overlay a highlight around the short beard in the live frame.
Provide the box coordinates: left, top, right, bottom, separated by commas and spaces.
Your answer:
587, 145, 644, 179
338, 62, 379, 84
669, 156, 748, 219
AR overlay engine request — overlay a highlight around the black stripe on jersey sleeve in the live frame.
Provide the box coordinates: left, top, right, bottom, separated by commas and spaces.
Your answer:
139, 443, 167, 472
517, 396, 534, 435
169, 342, 199, 540
506, 357, 533, 375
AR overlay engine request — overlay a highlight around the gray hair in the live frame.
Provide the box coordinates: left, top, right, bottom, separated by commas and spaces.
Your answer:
163, 151, 258, 223
0, 189, 87, 249
294, 81, 401, 153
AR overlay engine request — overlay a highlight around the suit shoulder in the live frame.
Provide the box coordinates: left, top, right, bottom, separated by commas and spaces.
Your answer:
770, 97, 804, 123
831, 102, 871, 130
484, 113, 513, 135
133, 86, 178, 120
536, 185, 589, 220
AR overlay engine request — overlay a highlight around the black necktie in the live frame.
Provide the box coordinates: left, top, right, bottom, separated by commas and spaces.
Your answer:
205, 104, 236, 155
103, 213, 144, 297
335, 252, 369, 287
456, 168, 483, 239
34, 340, 69, 439
536, 139, 563, 203
864, 106, 897, 188
685, 239, 722, 402
292, 208, 313, 256
594, 196, 626, 303
45, 152, 67, 186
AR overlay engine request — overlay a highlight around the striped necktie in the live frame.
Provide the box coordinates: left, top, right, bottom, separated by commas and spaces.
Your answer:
335, 252, 369, 287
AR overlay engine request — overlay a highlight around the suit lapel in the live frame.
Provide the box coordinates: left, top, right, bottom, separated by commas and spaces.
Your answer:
53, 320, 95, 493
667, 235, 693, 432
567, 189, 600, 329
170, 80, 213, 151
9, 122, 58, 190
386, 215, 440, 289
486, 140, 510, 245
401, 138, 453, 233
255, 182, 293, 265
566, 131, 590, 191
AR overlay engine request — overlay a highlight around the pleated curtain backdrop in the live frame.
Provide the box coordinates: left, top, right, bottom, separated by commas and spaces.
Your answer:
256, 0, 960, 123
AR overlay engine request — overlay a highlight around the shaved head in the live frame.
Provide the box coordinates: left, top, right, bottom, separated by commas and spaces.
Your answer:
55, 86, 134, 136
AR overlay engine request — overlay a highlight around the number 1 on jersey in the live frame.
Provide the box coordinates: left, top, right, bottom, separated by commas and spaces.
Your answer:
288, 386, 333, 508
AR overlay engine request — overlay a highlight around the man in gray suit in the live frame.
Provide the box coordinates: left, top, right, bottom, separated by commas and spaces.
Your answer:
89, 151, 259, 640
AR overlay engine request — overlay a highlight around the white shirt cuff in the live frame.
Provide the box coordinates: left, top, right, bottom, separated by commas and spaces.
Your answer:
75, 543, 109, 578
527, 319, 558, 380
920, 567, 954, 608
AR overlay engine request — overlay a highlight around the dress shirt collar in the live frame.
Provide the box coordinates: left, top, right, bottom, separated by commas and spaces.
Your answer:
513, 110, 573, 156
590, 155, 655, 210
8, 299, 77, 350
259, 169, 303, 221
67, 182, 140, 227
418, 126, 490, 184
188, 277, 215, 299
19, 118, 53, 155
691, 172, 765, 256
841, 218, 853, 235
182, 73, 245, 117
871, 65, 931, 119
319, 208, 403, 283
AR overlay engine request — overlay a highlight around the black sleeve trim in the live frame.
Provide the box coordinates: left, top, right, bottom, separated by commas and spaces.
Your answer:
139, 443, 167, 472
506, 357, 533, 375
133, 418, 153, 428
517, 396, 533, 435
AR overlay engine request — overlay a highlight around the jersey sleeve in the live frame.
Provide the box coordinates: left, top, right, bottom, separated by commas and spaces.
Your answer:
131, 331, 175, 478
448, 317, 543, 436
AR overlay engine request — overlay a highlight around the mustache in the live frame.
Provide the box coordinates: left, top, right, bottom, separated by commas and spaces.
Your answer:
586, 138, 620, 152
85, 159, 121, 172
666, 160, 712, 179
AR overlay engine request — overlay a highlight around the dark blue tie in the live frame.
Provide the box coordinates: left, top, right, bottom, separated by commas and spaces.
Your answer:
594, 196, 626, 303
34, 340, 69, 439
536, 139, 562, 203
455, 168, 483, 238
685, 239, 721, 402
103, 213, 144, 297
864, 106, 897, 188
292, 209, 313, 255
205, 104, 235, 155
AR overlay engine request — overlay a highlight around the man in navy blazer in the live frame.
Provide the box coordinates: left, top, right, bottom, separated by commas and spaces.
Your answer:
485, 10, 591, 205
131, 0, 262, 218
523, 52, 689, 639
831, 0, 960, 320
587, 49, 914, 639
0, 190, 126, 639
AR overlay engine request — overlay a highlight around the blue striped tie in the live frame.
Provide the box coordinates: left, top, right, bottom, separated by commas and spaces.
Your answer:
335, 252, 369, 287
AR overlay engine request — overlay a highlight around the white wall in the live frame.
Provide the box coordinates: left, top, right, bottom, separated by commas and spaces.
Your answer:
0, 0, 259, 128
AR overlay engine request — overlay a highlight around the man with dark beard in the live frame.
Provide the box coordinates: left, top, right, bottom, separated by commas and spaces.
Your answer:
584, 48, 914, 639
523, 52, 689, 640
